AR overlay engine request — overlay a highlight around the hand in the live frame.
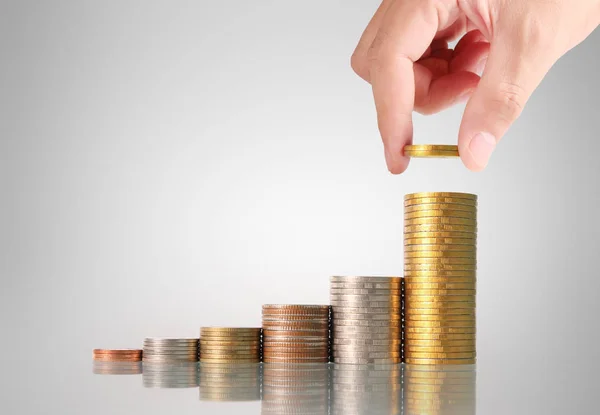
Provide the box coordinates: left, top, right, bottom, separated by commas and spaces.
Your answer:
351, 0, 600, 173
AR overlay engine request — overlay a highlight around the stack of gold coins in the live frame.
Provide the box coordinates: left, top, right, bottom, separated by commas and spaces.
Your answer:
404, 192, 477, 365
330, 364, 402, 415
92, 349, 143, 362
199, 363, 261, 402
200, 327, 262, 363
262, 305, 330, 363
330, 276, 402, 365
261, 363, 330, 415
403, 364, 476, 414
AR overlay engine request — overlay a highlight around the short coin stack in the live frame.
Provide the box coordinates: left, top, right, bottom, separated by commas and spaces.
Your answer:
142, 362, 199, 388
404, 192, 477, 365
403, 364, 477, 414
200, 327, 262, 363
199, 363, 261, 401
92, 349, 142, 362
142, 338, 199, 363
262, 364, 330, 415
330, 276, 402, 364
262, 304, 330, 363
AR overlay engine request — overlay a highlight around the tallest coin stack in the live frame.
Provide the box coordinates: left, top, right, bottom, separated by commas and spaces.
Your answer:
403, 192, 477, 365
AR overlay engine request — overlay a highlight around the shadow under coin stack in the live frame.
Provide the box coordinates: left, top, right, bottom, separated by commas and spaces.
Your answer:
142, 362, 199, 388
199, 327, 262, 363
403, 192, 477, 365
199, 363, 261, 402
403, 364, 476, 414
330, 364, 402, 415
330, 276, 402, 364
142, 338, 199, 363
262, 305, 330, 364
262, 364, 330, 415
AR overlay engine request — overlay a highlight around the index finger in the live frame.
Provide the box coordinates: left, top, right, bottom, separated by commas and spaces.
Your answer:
368, 0, 443, 174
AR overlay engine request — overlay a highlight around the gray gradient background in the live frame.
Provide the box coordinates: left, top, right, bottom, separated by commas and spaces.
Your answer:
1, 1, 599, 414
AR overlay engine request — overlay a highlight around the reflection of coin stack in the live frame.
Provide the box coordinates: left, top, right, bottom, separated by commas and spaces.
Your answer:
330, 276, 402, 364
403, 364, 476, 414
262, 305, 330, 363
200, 327, 262, 363
199, 363, 261, 402
404, 192, 477, 365
92, 361, 143, 375
143, 338, 199, 363
262, 363, 330, 415
330, 364, 402, 415
142, 362, 199, 388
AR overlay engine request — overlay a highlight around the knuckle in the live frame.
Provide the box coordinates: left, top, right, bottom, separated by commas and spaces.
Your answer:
490, 81, 526, 122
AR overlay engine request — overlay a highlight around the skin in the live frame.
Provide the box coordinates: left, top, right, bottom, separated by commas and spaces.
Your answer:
351, 0, 600, 173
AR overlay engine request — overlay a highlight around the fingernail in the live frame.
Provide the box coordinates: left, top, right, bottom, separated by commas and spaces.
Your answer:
458, 90, 474, 105
468, 132, 496, 169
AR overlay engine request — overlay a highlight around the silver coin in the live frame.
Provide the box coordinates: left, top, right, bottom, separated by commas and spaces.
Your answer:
333, 351, 400, 359
330, 276, 401, 283
332, 357, 401, 365
332, 325, 400, 333
332, 383, 400, 393
331, 313, 400, 321
332, 332, 397, 340
331, 306, 402, 314
330, 301, 401, 308
333, 344, 398, 352
333, 338, 401, 346
262, 317, 328, 322
330, 288, 400, 295
330, 281, 402, 289
332, 319, 400, 327
144, 338, 198, 343
330, 294, 401, 301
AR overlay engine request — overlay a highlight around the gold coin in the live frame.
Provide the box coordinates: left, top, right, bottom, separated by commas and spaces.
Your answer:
405, 192, 477, 201
405, 250, 476, 259
404, 244, 476, 253
405, 350, 476, 358
406, 295, 475, 302
405, 224, 477, 233
405, 237, 476, 246
404, 144, 458, 153
404, 150, 459, 158
404, 289, 476, 296
405, 357, 476, 365
404, 313, 475, 322
405, 203, 477, 212
404, 217, 477, 226
405, 282, 475, 290
405, 320, 475, 329
404, 264, 476, 271
405, 344, 475, 352
405, 308, 475, 315
405, 259, 476, 267
405, 197, 477, 207
405, 327, 476, 334
404, 210, 476, 220
405, 332, 476, 340
404, 231, 476, 239
405, 339, 476, 347
404, 270, 476, 277
405, 304, 476, 312
201, 327, 261, 334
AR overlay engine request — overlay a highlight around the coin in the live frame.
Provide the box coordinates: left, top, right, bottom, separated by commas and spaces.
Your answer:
405, 281, 475, 288
403, 145, 459, 158
329, 282, 402, 289
331, 306, 402, 314
404, 216, 477, 226
405, 238, 476, 247
404, 345, 476, 352
404, 358, 476, 365
404, 209, 477, 219
263, 321, 328, 328
332, 325, 401, 333
405, 320, 475, 329
332, 313, 401, 321
330, 288, 400, 295
404, 333, 476, 341
404, 313, 475, 321
404, 270, 477, 277
404, 231, 476, 240
405, 308, 474, 316
405, 339, 476, 347
404, 264, 477, 272
200, 341, 261, 347
405, 289, 476, 297
333, 357, 401, 365
330, 276, 401, 282
404, 250, 476, 259
405, 223, 477, 233
405, 192, 476, 200
263, 304, 330, 311
405, 294, 475, 302
201, 327, 261, 334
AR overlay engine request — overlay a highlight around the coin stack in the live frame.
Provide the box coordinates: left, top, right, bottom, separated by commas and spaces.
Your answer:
92, 361, 143, 375
403, 364, 476, 414
142, 362, 199, 388
262, 364, 330, 415
200, 327, 262, 363
142, 338, 199, 363
199, 363, 261, 402
404, 192, 477, 365
262, 304, 330, 363
330, 276, 402, 364
330, 364, 402, 415
92, 349, 142, 362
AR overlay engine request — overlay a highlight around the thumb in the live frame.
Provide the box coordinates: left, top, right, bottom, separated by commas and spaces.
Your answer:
458, 22, 559, 171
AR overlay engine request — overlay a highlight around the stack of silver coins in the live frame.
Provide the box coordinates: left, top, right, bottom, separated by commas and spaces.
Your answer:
199, 363, 261, 402
261, 364, 330, 415
330, 276, 402, 364
142, 362, 199, 388
143, 338, 199, 363
330, 364, 402, 415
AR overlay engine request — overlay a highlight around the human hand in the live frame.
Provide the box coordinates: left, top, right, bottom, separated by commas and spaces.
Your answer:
351, 0, 600, 173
